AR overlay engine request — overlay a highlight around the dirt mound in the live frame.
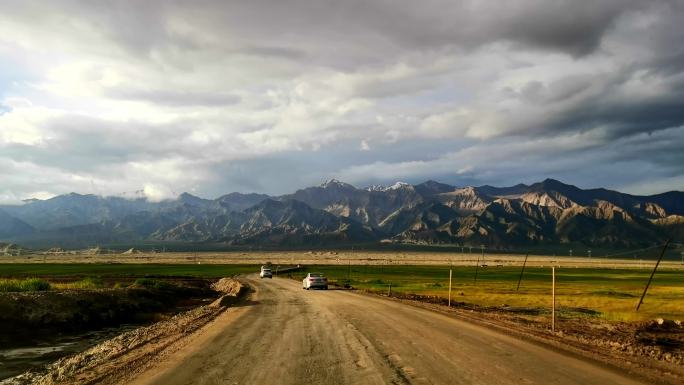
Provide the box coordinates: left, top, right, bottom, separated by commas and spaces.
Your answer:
635, 319, 684, 352
83, 247, 104, 255
210, 278, 247, 307
81, 247, 115, 255
0, 243, 27, 256
210, 278, 243, 294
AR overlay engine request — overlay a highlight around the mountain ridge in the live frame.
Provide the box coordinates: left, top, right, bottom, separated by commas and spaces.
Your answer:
1, 179, 682, 249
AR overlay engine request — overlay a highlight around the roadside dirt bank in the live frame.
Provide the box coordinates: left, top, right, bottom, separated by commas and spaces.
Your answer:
366, 289, 684, 385
0, 278, 246, 385
0, 279, 217, 349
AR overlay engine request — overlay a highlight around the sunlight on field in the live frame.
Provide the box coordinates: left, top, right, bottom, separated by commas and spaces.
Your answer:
0, 278, 51, 292
1, 261, 682, 322
51, 277, 104, 290
296, 265, 684, 322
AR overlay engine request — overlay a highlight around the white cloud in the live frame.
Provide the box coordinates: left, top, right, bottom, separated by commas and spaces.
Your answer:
0, 0, 681, 201
142, 183, 176, 202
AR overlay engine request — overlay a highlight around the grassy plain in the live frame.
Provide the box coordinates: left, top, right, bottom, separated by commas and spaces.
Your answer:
1, 260, 682, 322
0, 264, 257, 292
293, 265, 684, 322
3, 249, 683, 269
0, 263, 257, 278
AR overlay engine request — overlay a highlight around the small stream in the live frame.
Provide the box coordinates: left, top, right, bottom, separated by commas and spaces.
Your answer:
0, 286, 214, 382
0, 324, 141, 380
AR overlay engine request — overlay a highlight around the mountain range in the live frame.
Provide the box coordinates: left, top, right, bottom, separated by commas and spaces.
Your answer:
0, 179, 682, 249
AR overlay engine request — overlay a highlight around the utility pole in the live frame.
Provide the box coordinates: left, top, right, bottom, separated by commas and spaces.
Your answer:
474, 253, 480, 285
636, 240, 670, 311
480, 245, 485, 265
588, 250, 591, 259
516, 253, 529, 291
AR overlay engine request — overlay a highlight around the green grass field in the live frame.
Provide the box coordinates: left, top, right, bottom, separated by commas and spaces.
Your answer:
1, 263, 682, 321
0, 264, 258, 278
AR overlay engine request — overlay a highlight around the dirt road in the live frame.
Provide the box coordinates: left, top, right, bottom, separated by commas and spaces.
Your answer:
130, 276, 646, 385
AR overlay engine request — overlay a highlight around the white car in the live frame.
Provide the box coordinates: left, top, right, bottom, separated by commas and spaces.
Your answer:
260, 266, 273, 279
302, 272, 328, 290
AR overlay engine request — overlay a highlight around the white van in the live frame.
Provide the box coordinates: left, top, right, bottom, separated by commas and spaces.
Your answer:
260, 266, 273, 279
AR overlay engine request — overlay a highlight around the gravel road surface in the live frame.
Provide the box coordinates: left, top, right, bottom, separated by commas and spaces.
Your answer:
131, 276, 646, 385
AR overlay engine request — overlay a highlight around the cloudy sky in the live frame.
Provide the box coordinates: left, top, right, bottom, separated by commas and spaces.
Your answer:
1, 0, 683, 202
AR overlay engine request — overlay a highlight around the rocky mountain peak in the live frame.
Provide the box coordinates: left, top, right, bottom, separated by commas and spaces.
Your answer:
366, 182, 412, 192
320, 179, 355, 189
520, 191, 578, 209
414, 180, 456, 197
1, 177, 681, 248
366, 185, 387, 192
178, 192, 199, 200
537, 178, 570, 189
453, 186, 478, 196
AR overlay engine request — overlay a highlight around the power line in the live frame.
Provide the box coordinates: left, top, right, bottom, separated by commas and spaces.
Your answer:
599, 245, 663, 259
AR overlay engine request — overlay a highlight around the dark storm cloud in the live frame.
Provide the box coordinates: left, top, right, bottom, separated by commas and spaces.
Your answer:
504, 69, 684, 139
3, 0, 642, 64
608, 126, 684, 173
494, 1, 684, 142
489, 0, 633, 56
1, 0, 683, 201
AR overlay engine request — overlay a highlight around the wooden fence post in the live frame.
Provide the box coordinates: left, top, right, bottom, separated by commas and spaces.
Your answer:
448, 269, 452, 307
552, 266, 556, 333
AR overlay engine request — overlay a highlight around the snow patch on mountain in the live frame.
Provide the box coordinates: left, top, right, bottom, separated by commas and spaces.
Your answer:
320, 179, 355, 189
366, 182, 411, 192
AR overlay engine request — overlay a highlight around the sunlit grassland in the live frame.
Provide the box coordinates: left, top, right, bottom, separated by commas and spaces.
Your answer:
1, 263, 682, 321
51, 277, 105, 290
0, 278, 51, 292
294, 265, 684, 322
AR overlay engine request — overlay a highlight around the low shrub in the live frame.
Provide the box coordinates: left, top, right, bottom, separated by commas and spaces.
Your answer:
133, 278, 173, 290
70, 277, 103, 289
52, 277, 104, 290
0, 278, 51, 292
